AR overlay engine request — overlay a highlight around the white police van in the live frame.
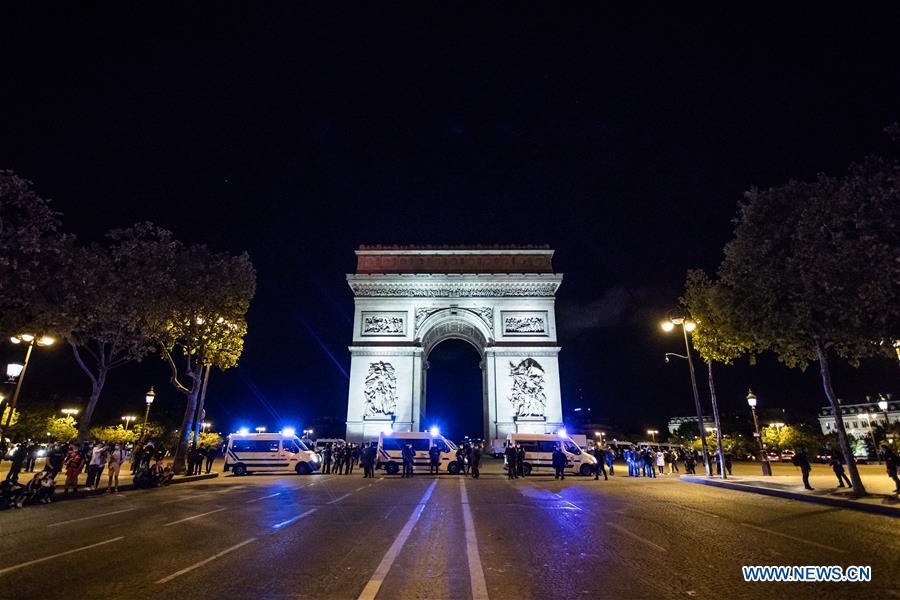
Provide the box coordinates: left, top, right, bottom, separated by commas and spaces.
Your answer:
376, 431, 459, 475
225, 432, 321, 476
505, 432, 597, 476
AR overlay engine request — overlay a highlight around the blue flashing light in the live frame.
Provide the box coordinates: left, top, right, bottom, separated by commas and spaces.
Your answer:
557, 428, 567, 437
237, 427, 249, 436
429, 426, 440, 437
281, 427, 296, 438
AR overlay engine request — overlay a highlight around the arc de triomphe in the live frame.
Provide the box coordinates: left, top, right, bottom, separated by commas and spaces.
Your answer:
344, 245, 564, 442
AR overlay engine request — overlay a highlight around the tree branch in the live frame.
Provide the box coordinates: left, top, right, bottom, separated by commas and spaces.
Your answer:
70, 342, 99, 389
162, 347, 191, 394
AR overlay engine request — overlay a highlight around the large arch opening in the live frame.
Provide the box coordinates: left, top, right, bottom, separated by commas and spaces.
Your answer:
423, 339, 484, 441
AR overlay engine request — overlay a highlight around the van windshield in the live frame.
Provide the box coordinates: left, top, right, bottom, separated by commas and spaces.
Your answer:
563, 441, 581, 455
294, 439, 309, 451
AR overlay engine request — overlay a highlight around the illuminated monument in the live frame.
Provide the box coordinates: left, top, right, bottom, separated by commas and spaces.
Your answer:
344, 245, 564, 442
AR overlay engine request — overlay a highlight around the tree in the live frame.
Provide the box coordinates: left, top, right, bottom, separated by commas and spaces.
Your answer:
9, 408, 54, 441
721, 158, 900, 495
197, 431, 223, 449
89, 425, 137, 445
153, 243, 255, 473
47, 415, 78, 442
680, 269, 754, 478
64, 228, 170, 442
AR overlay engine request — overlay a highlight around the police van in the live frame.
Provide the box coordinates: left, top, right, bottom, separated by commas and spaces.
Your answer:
376, 431, 459, 475
505, 432, 597, 476
224, 432, 321, 476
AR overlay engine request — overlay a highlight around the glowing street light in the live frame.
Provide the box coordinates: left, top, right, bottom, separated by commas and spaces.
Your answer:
647, 429, 658, 443
746, 390, 772, 476
660, 313, 711, 476
137, 387, 156, 446
122, 415, 137, 430
202, 422, 212, 432
61, 408, 79, 417
1, 334, 56, 434
255, 426, 266, 433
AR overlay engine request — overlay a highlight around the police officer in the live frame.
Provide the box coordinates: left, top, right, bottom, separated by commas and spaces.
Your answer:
791, 449, 813, 490
322, 443, 333, 475
428, 442, 441, 475
401, 442, 415, 478
471, 443, 482, 479
593, 445, 608, 480
552, 443, 567, 480
516, 443, 526, 477
505, 443, 518, 480
455, 445, 466, 476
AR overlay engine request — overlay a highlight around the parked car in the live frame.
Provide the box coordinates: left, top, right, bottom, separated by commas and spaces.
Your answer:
780, 450, 795, 462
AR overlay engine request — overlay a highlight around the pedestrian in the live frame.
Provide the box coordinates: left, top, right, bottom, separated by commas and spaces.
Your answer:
428, 443, 441, 475
87, 441, 107, 490
351, 443, 361, 470
455, 445, 466, 476
322, 443, 333, 474
829, 452, 852, 488
880, 445, 900, 493
669, 450, 680, 474
196, 445, 208, 475
365, 442, 377, 478
4, 442, 27, 483
63, 444, 84, 494
593, 446, 608, 480
505, 443, 518, 479
791, 449, 813, 490
643, 448, 655, 478
46, 443, 64, 477
656, 450, 665, 475
552, 443, 567, 480
106, 443, 125, 493
723, 452, 733, 476
471, 443, 482, 479
344, 444, 354, 475
401, 442, 415, 478
205, 443, 218, 473
360, 442, 371, 478
464, 443, 473, 476
516, 443, 526, 477
684, 452, 696, 475
624, 448, 634, 477
333, 444, 345, 475
25, 441, 39, 472
606, 448, 615, 476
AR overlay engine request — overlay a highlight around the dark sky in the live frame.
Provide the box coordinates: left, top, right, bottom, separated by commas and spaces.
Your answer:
1, 5, 898, 438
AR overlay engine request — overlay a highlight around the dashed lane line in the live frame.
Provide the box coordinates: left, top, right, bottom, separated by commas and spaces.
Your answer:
163, 507, 225, 527
155, 538, 257, 584
245, 492, 282, 503
460, 478, 489, 600
605, 522, 667, 553
357, 481, 437, 600
327, 493, 353, 505
272, 508, 318, 530
46, 508, 135, 528
0, 536, 125, 576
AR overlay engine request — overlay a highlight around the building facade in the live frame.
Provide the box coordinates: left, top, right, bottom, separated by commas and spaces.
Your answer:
817, 399, 899, 437
344, 245, 564, 442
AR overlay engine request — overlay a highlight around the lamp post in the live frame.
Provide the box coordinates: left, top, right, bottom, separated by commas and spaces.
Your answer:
747, 390, 771, 476
255, 426, 266, 434
1, 334, 55, 433
661, 315, 711, 476
122, 415, 137, 430
647, 429, 658, 443
61, 408, 79, 417
139, 387, 156, 443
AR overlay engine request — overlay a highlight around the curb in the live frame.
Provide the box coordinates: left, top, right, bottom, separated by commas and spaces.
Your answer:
680, 476, 900, 518
14, 472, 220, 507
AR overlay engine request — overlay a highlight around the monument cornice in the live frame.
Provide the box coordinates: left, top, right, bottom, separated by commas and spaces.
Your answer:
347, 273, 562, 298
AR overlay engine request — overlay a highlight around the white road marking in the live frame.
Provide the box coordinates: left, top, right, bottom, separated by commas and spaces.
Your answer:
327, 493, 353, 505
0, 536, 125, 576
163, 507, 225, 527
677, 504, 845, 553
740, 522, 845, 553
155, 537, 256, 584
460, 479, 489, 600
272, 508, 318, 529
245, 492, 282, 503
605, 522, 667, 553
47, 508, 135, 528
357, 481, 437, 600
214, 485, 246, 494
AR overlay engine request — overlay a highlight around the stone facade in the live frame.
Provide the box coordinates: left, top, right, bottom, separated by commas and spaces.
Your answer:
345, 246, 564, 442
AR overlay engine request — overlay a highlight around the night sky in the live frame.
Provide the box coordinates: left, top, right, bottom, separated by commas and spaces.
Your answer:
1, 5, 898, 439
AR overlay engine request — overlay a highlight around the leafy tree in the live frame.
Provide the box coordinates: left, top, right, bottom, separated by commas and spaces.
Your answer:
197, 431, 223, 449
1, 406, 18, 429
47, 415, 78, 442
64, 227, 173, 442
132, 421, 165, 443
680, 269, 754, 478
152, 243, 255, 473
89, 424, 137, 445
720, 158, 900, 495
9, 408, 54, 441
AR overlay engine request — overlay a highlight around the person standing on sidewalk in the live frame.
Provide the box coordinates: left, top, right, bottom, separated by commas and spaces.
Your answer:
505, 443, 518, 480
63, 445, 84, 494
791, 449, 814, 490
880, 444, 900, 493
4, 442, 27, 483
87, 442, 106, 490
829, 452, 852, 488
106, 442, 125, 493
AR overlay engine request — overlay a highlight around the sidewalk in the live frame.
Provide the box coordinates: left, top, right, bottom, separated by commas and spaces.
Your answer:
681, 473, 900, 518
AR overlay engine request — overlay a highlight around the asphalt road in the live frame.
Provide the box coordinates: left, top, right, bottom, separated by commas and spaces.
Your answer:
0, 459, 896, 599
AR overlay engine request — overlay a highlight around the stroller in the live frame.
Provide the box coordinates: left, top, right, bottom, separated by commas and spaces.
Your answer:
12, 470, 56, 508
133, 462, 174, 489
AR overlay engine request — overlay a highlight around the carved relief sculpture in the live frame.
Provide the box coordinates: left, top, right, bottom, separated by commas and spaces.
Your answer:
503, 312, 547, 335
509, 358, 547, 418
364, 361, 398, 417
362, 312, 406, 335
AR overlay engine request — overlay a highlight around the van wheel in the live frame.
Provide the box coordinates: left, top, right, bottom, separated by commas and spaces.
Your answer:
232, 464, 247, 476
296, 463, 311, 475
448, 463, 460, 475
385, 462, 399, 475
579, 464, 593, 476
522, 463, 532, 476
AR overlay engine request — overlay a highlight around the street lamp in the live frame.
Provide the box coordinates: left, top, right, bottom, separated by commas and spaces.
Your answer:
122, 415, 137, 430
1, 334, 55, 433
660, 313, 710, 475
138, 387, 156, 443
746, 390, 772, 476
201, 422, 211, 433
255, 426, 266, 433
647, 429, 658, 443
61, 408, 79, 417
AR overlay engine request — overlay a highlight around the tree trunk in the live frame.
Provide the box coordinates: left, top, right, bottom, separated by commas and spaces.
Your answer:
71, 342, 108, 443
706, 361, 727, 479
816, 342, 866, 496
172, 383, 200, 474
